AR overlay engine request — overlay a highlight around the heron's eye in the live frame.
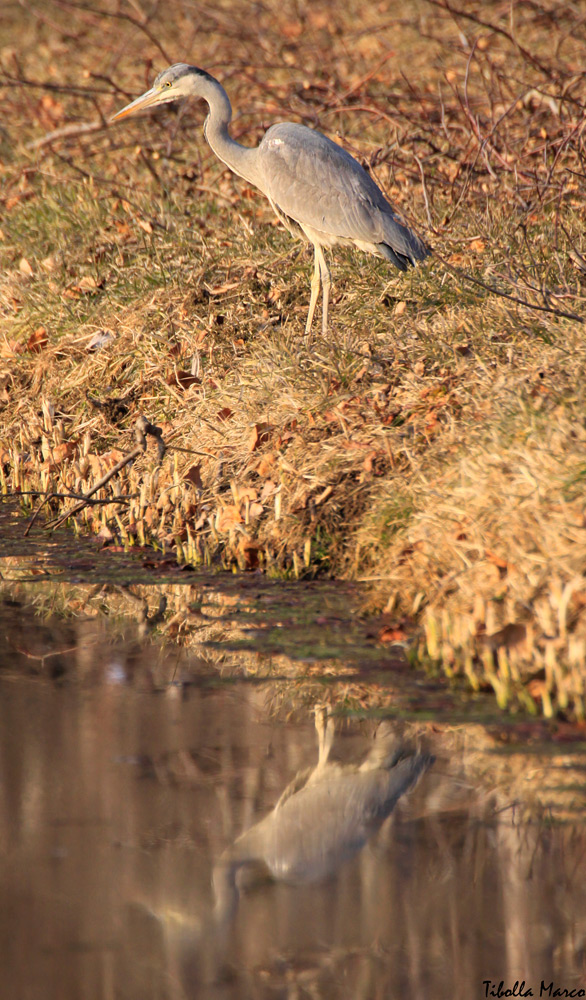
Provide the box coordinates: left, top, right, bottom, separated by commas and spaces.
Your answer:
165, 81, 172, 87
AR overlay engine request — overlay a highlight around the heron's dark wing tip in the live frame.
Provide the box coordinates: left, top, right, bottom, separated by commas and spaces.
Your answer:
380, 244, 410, 271
380, 239, 432, 271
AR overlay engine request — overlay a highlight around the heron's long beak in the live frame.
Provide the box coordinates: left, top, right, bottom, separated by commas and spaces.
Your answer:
110, 86, 163, 123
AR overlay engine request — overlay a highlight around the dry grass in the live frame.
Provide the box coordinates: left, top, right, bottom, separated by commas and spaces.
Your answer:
1, 0, 586, 716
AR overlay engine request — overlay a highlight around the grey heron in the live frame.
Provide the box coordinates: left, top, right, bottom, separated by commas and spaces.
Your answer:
111, 64, 430, 335
212, 708, 434, 920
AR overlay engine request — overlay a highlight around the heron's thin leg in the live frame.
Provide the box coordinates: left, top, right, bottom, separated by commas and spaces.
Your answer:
305, 244, 321, 335
315, 243, 330, 335
315, 706, 331, 766
321, 718, 335, 767
313, 705, 335, 776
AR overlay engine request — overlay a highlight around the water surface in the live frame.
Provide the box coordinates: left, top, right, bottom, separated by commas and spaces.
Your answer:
1, 617, 586, 1000
1, 501, 586, 999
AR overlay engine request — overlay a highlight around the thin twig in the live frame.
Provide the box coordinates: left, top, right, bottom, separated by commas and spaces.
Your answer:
46, 417, 166, 531
27, 120, 105, 150
47, 447, 143, 531
0, 66, 113, 97
48, 0, 173, 64
420, 0, 555, 78
436, 250, 584, 323
24, 494, 131, 536
413, 155, 434, 230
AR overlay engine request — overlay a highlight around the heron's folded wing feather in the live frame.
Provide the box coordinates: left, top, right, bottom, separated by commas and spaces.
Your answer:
259, 123, 427, 261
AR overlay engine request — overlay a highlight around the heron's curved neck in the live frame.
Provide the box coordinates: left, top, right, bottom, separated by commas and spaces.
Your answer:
190, 72, 262, 190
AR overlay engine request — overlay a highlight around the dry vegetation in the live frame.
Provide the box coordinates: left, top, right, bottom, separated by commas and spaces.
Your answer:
1, 0, 586, 717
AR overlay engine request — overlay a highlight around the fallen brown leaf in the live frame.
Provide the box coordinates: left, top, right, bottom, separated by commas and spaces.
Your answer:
234, 485, 258, 503
27, 326, 48, 353
168, 370, 201, 391
485, 549, 508, 577
257, 452, 276, 477
247, 422, 272, 452
260, 479, 277, 502
216, 505, 242, 531
52, 442, 76, 464
378, 626, 408, 643
184, 464, 203, 489
208, 280, 241, 295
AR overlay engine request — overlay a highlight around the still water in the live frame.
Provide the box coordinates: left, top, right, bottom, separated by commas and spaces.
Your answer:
1, 606, 585, 1000
0, 492, 585, 1000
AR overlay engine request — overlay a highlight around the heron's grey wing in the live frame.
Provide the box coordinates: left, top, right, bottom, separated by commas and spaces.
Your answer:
258, 123, 429, 263
245, 751, 434, 883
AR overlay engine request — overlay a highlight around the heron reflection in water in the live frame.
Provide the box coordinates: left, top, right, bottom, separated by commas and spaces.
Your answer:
213, 708, 434, 921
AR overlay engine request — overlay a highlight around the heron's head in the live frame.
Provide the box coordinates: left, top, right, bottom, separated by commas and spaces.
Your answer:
110, 64, 212, 123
